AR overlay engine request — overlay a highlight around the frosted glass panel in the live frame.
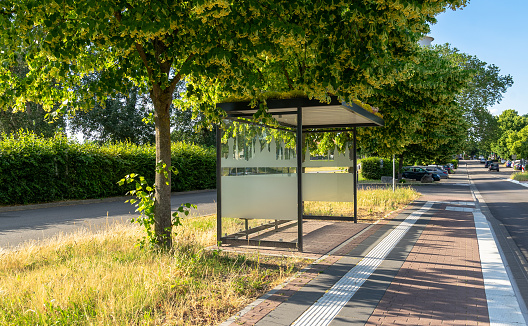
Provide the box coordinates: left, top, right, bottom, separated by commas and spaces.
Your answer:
302, 173, 355, 202
303, 145, 354, 168
221, 174, 297, 220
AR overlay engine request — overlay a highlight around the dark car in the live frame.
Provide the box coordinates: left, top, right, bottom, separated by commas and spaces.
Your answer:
402, 166, 439, 181
484, 160, 493, 168
488, 163, 499, 172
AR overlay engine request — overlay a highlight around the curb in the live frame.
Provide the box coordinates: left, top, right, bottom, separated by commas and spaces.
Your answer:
0, 189, 216, 213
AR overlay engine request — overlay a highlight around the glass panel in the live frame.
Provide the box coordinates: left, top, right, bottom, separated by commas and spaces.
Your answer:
221, 174, 298, 220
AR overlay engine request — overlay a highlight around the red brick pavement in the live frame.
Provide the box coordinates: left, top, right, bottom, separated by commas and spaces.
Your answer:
366, 203, 489, 326
223, 209, 402, 326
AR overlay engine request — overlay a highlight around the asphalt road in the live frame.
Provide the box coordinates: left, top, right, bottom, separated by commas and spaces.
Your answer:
466, 160, 528, 261
0, 190, 217, 250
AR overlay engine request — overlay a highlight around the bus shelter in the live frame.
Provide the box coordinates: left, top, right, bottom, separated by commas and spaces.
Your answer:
216, 97, 383, 252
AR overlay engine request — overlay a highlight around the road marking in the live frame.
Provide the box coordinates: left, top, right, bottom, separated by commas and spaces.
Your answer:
290, 201, 434, 326
508, 179, 528, 188
446, 206, 476, 212
444, 201, 475, 206
473, 210, 527, 325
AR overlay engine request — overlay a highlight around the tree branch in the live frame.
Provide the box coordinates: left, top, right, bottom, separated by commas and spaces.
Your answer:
281, 62, 294, 90
169, 54, 195, 93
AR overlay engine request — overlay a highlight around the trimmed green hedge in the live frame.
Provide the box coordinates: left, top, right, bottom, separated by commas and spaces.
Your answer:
0, 132, 216, 205
360, 157, 393, 180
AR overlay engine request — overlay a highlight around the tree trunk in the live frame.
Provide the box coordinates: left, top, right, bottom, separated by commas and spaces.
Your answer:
151, 87, 173, 248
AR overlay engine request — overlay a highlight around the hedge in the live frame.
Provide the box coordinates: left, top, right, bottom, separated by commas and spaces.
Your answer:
360, 157, 393, 180
0, 132, 216, 205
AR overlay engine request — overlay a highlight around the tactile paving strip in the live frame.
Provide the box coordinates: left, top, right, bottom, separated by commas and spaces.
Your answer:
291, 201, 434, 326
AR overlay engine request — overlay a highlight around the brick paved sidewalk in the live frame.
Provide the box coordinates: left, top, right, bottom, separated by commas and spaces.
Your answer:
366, 201, 489, 326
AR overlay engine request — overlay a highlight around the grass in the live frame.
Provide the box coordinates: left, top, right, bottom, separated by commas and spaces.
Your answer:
304, 186, 420, 222
0, 187, 420, 325
304, 167, 347, 173
510, 172, 528, 181
0, 219, 308, 326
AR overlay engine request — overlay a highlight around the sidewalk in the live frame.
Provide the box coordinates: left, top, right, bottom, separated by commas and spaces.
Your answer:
219, 166, 528, 326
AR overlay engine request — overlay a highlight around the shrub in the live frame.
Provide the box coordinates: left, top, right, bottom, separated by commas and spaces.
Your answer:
360, 157, 393, 180
450, 159, 458, 169
0, 131, 216, 205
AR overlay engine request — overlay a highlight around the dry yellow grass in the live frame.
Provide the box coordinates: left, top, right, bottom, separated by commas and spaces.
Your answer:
304, 186, 419, 222
0, 220, 307, 326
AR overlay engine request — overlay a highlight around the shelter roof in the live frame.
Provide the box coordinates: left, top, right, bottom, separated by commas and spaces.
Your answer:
217, 96, 384, 130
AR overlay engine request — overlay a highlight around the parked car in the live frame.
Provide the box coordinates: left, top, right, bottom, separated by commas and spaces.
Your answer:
402, 166, 439, 181
506, 161, 512, 168
425, 166, 449, 179
442, 165, 453, 174
480, 158, 486, 163
488, 163, 500, 172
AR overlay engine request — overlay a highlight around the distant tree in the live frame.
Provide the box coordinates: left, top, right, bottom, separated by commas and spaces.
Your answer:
69, 88, 155, 144
435, 45, 513, 154
496, 109, 527, 133
507, 126, 528, 160
491, 130, 514, 159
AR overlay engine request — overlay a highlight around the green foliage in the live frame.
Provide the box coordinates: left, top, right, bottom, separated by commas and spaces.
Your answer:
0, 131, 215, 205
358, 46, 471, 163
118, 171, 196, 249
435, 45, 513, 154
360, 157, 393, 180
450, 159, 459, 169
69, 88, 155, 145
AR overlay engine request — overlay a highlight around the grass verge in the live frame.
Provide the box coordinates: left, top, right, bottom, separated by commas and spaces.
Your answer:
304, 186, 420, 222
510, 172, 528, 181
0, 187, 420, 325
0, 221, 308, 326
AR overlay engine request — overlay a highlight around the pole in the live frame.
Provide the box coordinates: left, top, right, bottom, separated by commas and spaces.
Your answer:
392, 154, 396, 192
216, 125, 222, 245
297, 107, 303, 252
353, 127, 357, 224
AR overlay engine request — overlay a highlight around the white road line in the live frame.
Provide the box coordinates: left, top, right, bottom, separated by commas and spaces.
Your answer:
473, 210, 526, 325
508, 179, 528, 188
446, 206, 476, 212
290, 201, 434, 326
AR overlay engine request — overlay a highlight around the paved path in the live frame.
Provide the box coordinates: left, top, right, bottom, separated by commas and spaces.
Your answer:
219, 163, 528, 326
0, 190, 217, 250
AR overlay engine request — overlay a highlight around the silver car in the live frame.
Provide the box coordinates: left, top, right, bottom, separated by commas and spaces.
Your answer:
425, 166, 449, 179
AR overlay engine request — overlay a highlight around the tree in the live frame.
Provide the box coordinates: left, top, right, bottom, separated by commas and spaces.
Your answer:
497, 109, 527, 133
355, 46, 470, 174
0, 52, 65, 137
507, 126, 528, 160
69, 88, 155, 144
435, 45, 513, 154
491, 129, 514, 159
0, 0, 468, 247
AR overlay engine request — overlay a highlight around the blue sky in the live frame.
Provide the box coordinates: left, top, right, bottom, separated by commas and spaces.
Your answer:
429, 0, 528, 116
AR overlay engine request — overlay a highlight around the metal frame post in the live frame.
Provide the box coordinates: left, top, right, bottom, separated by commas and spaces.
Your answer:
297, 107, 303, 252
393, 154, 396, 192
353, 127, 357, 223
216, 125, 222, 245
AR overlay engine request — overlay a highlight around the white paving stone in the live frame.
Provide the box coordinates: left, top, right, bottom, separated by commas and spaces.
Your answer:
473, 210, 526, 325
